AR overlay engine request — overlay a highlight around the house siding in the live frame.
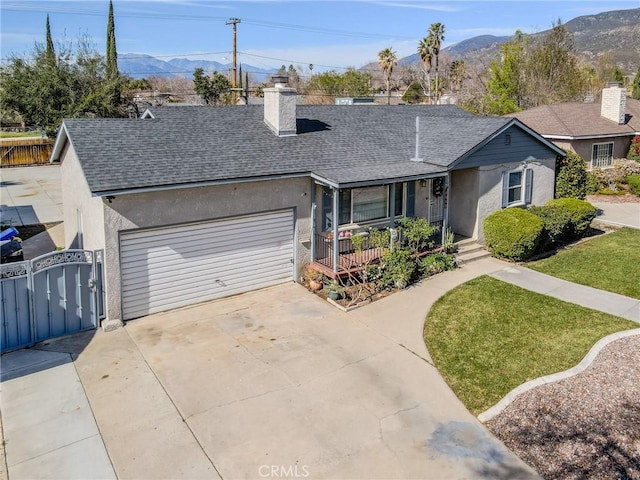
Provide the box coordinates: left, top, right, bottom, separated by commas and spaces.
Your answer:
449, 169, 479, 238
453, 125, 559, 170
100, 177, 311, 322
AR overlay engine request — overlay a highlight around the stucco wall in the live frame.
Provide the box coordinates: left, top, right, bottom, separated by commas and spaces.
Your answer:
102, 177, 311, 321
60, 143, 105, 251
449, 169, 479, 238
475, 158, 556, 241
556, 137, 632, 168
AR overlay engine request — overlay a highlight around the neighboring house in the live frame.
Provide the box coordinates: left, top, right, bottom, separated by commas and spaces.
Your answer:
51, 82, 563, 326
509, 84, 640, 169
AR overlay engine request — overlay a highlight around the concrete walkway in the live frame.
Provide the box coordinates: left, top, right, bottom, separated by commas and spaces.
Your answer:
2, 256, 638, 479
491, 266, 640, 322
0, 350, 116, 480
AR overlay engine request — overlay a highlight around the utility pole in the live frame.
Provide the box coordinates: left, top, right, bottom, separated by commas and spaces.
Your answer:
226, 18, 241, 102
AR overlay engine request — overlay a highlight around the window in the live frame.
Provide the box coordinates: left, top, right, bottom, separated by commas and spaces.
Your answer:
352, 186, 388, 223
502, 168, 533, 208
591, 142, 614, 168
321, 182, 414, 231
508, 171, 523, 205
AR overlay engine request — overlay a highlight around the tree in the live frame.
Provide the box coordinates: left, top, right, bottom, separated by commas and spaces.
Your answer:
305, 69, 372, 104
449, 60, 466, 93
377, 47, 397, 105
45, 14, 55, 64
483, 24, 584, 114
106, 0, 118, 81
193, 68, 231, 105
556, 151, 589, 199
417, 37, 433, 102
484, 34, 527, 114
632, 65, 640, 100
427, 23, 445, 104
401, 82, 425, 104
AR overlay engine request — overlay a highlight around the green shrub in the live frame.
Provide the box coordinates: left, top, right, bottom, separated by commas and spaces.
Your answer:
627, 135, 640, 162
628, 174, 640, 195
381, 248, 417, 288
585, 172, 601, 195
396, 217, 438, 253
483, 208, 543, 261
545, 198, 596, 238
528, 204, 571, 249
421, 252, 456, 276
556, 151, 589, 199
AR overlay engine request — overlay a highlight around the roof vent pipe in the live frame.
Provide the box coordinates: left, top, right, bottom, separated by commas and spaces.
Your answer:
410, 116, 423, 162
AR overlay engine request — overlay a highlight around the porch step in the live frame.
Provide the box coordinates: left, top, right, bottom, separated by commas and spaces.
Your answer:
454, 240, 491, 264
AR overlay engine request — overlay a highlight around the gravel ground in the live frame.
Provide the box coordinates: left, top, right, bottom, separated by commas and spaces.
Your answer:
487, 334, 640, 480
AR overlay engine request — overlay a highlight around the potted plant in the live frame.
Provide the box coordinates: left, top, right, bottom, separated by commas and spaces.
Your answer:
325, 279, 345, 300
303, 265, 324, 292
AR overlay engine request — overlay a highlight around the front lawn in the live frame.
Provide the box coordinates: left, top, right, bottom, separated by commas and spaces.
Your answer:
528, 227, 640, 299
424, 276, 637, 415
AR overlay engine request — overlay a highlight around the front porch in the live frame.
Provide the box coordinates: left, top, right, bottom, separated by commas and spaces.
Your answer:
310, 221, 444, 279
309, 175, 448, 277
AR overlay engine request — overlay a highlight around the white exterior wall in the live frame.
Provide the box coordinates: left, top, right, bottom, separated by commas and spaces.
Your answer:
475, 158, 556, 241
450, 158, 556, 242
101, 177, 311, 322
60, 144, 105, 251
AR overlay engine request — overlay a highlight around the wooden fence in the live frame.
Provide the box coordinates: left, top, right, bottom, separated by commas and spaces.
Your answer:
0, 138, 55, 167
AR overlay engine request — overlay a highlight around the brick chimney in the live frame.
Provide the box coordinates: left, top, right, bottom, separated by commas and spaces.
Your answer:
264, 74, 297, 137
600, 83, 626, 125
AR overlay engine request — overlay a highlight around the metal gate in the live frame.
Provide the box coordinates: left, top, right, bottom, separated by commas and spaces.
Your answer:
0, 250, 104, 353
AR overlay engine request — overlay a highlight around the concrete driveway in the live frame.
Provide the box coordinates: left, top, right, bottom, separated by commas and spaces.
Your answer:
67, 262, 536, 480
0, 165, 63, 226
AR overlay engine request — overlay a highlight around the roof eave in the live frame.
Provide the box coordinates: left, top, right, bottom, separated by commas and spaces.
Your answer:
49, 122, 70, 163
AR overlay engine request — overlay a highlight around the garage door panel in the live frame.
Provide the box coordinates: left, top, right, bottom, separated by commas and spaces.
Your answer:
120, 242, 293, 280
122, 227, 293, 264
122, 252, 294, 299
120, 210, 294, 320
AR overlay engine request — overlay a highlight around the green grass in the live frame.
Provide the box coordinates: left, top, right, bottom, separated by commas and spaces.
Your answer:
424, 276, 637, 415
528, 228, 640, 299
0, 131, 42, 138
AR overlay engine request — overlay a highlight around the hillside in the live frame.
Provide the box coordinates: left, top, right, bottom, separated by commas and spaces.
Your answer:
119, 54, 276, 79
401, 7, 639, 74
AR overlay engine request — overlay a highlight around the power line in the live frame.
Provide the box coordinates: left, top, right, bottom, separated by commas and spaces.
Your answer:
0, 3, 415, 41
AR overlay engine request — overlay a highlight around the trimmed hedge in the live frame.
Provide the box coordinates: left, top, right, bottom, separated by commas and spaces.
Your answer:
528, 204, 571, 249
628, 174, 640, 195
545, 198, 596, 238
483, 208, 543, 261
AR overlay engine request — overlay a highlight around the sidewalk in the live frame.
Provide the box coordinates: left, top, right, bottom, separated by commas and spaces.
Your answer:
491, 266, 640, 322
0, 350, 116, 480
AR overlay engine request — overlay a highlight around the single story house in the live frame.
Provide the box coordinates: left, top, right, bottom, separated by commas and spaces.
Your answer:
51, 82, 564, 327
509, 84, 640, 169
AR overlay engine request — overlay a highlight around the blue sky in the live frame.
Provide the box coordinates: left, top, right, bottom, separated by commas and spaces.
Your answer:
1, 0, 638, 72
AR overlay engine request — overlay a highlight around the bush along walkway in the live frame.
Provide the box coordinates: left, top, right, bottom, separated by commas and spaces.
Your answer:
490, 266, 640, 322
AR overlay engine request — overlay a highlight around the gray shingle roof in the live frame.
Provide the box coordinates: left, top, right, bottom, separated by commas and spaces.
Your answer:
59, 104, 512, 194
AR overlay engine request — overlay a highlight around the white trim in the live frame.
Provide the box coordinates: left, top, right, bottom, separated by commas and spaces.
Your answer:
591, 141, 614, 168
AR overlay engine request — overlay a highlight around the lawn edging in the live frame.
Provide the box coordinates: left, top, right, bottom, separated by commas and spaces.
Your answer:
478, 328, 640, 423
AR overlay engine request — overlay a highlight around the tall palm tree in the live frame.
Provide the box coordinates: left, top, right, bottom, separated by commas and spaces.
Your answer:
427, 22, 445, 104
417, 37, 433, 103
378, 47, 397, 105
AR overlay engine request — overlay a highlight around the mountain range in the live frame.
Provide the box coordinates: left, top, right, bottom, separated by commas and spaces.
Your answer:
119, 7, 640, 80
119, 54, 276, 79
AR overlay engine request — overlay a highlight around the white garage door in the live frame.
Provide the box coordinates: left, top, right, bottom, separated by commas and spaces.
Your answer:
120, 210, 294, 320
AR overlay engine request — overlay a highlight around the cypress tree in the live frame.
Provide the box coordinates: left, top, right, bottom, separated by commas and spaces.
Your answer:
106, 0, 118, 80
238, 64, 243, 89
45, 14, 55, 64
